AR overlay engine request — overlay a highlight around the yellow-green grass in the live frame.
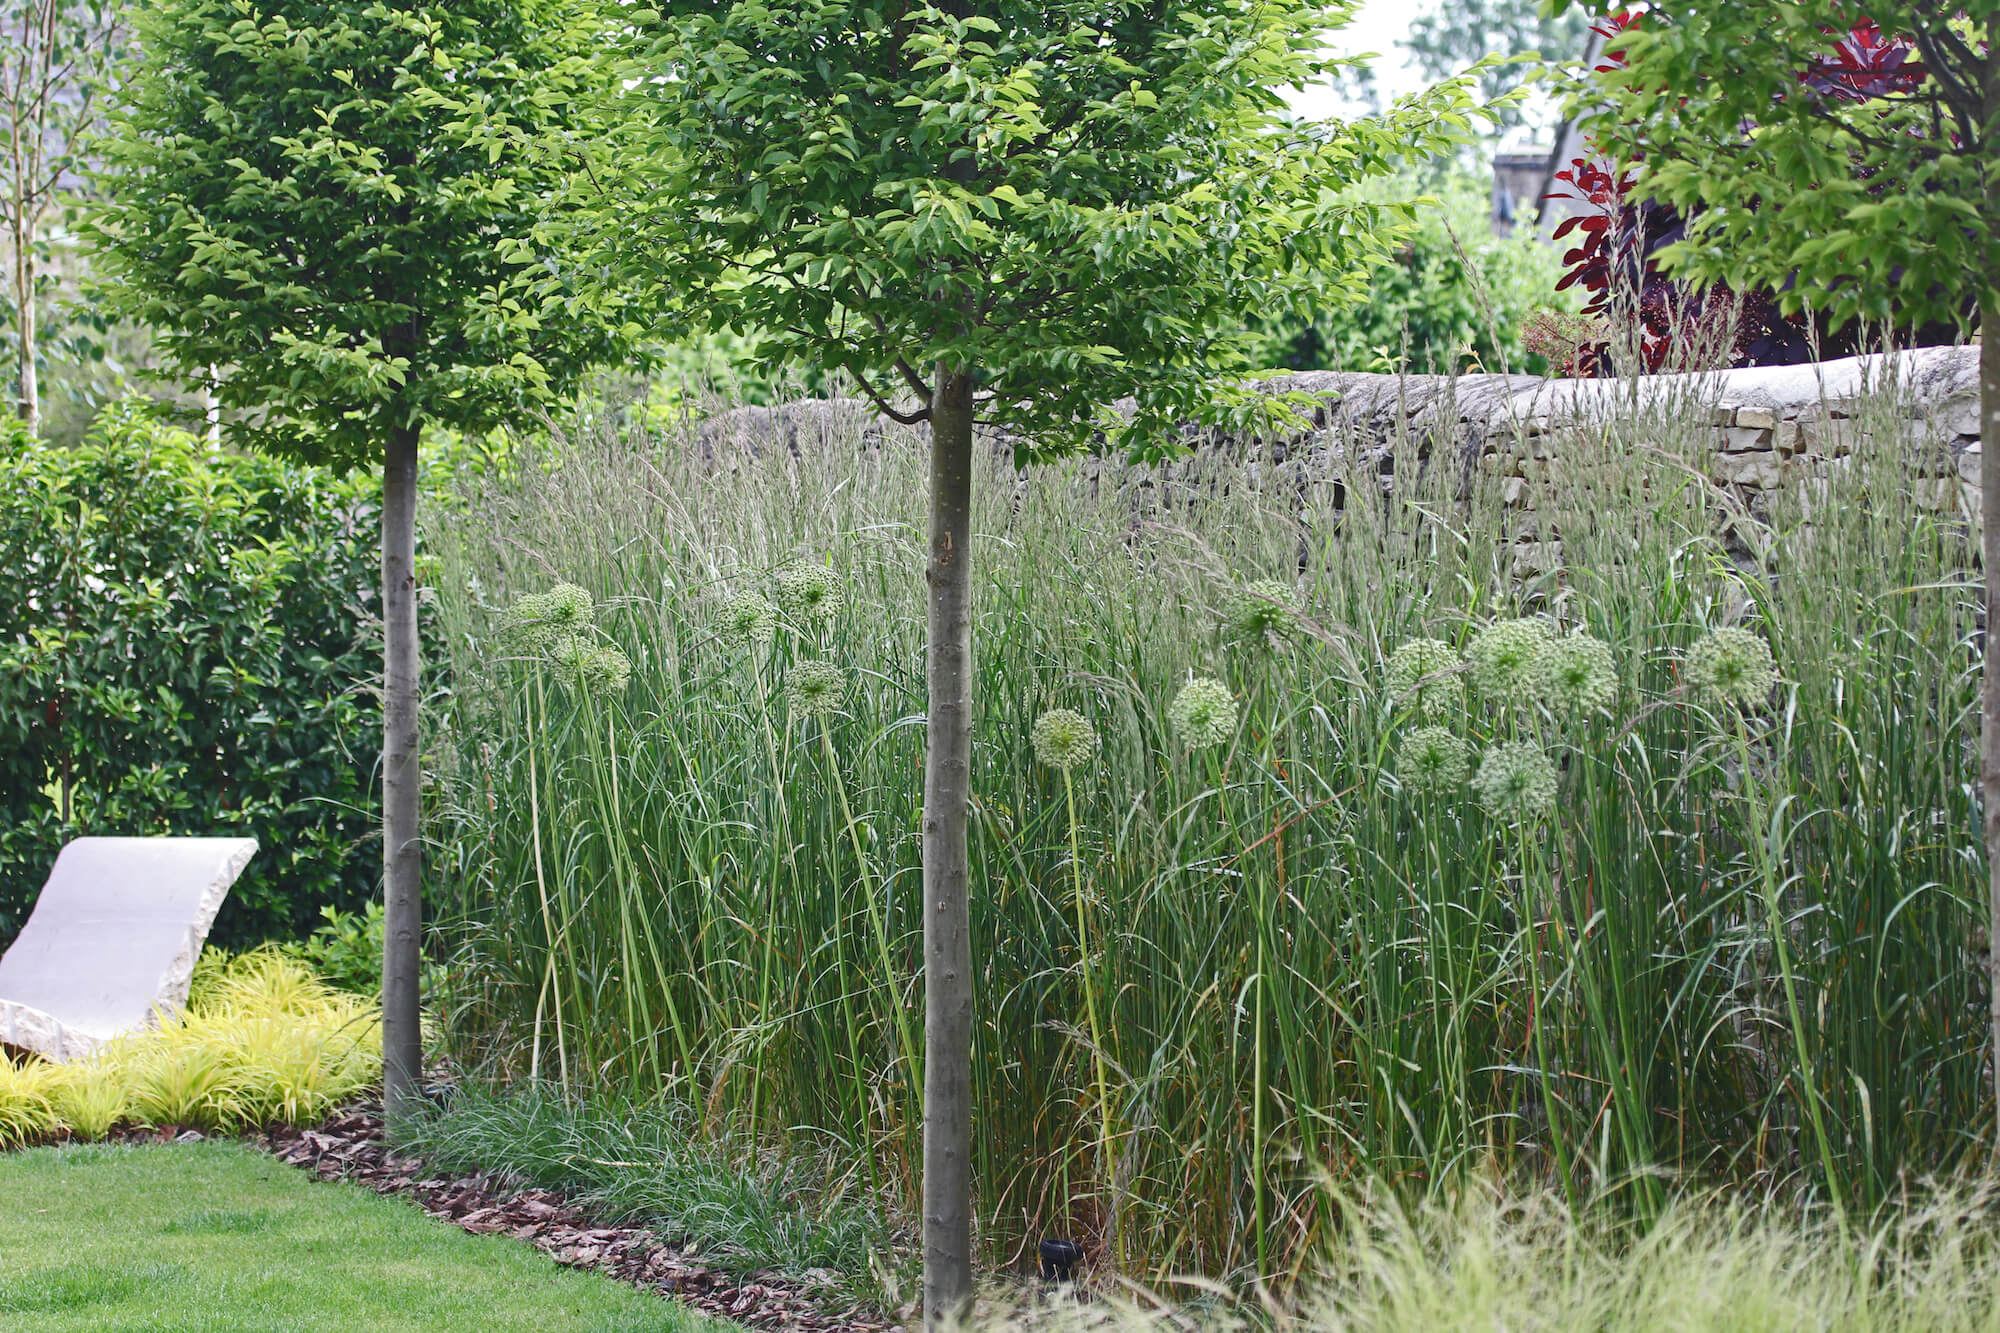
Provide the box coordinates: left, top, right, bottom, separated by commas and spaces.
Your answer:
0, 1139, 722, 1332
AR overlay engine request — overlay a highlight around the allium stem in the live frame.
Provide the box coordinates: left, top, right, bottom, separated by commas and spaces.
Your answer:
1064, 765, 1121, 1272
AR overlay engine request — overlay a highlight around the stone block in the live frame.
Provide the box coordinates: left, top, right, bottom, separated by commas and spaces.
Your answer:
1721, 426, 1775, 453
1937, 394, 1981, 439
1734, 407, 1779, 431
0, 837, 257, 1062
1714, 451, 1785, 488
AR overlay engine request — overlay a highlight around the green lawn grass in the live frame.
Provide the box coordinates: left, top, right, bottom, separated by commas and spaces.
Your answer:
0, 1140, 719, 1332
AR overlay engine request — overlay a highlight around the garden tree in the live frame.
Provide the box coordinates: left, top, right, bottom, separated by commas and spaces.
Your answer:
613, 2, 1487, 1320
1, 0, 122, 435
1570, 0, 2000, 1132
1406, 0, 1589, 131
88, 0, 627, 1121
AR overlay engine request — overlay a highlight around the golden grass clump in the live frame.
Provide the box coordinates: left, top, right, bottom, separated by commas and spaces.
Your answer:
0, 949, 380, 1143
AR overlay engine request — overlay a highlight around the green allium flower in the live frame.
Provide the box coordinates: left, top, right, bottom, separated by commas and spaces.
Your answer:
1466, 617, 1553, 705
1535, 632, 1617, 714
718, 589, 779, 649
1227, 579, 1302, 646
1031, 708, 1100, 771
1167, 677, 1238, 749
1384, 638, 1463, 719
548, 634, 631, 696
1398, 725, 1471, 796
786, 660, 846, 717
1685, 627, 1779, 711
774, 561, 845, 626
501, 582, 595, 653
1473, 741, 1560, 823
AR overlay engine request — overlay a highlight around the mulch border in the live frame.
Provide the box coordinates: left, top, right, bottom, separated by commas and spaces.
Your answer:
255, 1102, 898, 1333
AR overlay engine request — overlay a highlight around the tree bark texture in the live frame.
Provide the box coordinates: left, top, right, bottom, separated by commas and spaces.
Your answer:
9, 211, 34, 434
1983, 46, 2000, 1151
922, 366, 977, 1330
381, 419, 424, 1123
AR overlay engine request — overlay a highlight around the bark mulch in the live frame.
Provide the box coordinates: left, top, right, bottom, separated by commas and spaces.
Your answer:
257, 1104, 898, 1333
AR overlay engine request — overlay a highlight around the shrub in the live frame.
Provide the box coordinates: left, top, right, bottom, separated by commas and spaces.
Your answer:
0, 405, 386, 947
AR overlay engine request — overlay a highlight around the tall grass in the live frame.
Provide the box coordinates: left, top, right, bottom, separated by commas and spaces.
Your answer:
426, 369, 1985, 1284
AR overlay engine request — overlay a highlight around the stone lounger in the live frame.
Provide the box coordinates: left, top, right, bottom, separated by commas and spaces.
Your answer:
0, 837, 258, 1063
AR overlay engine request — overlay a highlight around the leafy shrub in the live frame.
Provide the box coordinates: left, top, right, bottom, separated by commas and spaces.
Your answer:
1251, 164, 1573, 376
0, 950, 381, 1140
290, 903, 385, 996
1549, 12, 1967, 373
0, 405, 384, 947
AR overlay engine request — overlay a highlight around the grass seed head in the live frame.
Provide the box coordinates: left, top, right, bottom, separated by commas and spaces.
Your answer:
1032, 708, 1101, 771
1167, 677, 1238, 750
1474, 740, 1560, 823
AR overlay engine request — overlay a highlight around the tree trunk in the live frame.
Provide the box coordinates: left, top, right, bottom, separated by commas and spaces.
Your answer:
10, 214, 35, 435
381, 418, 425, 1124
922, 366, 977, 1329
1983, 49, 2000, 1152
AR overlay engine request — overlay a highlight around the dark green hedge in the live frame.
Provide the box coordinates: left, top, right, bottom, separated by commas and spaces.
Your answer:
0, 407, 382, 947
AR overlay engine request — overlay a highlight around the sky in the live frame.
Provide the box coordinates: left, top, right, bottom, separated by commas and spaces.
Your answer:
1290, 0, 1431, 123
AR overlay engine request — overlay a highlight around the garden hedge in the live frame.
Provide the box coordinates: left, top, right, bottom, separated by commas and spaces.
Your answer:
0, 407, 383, 947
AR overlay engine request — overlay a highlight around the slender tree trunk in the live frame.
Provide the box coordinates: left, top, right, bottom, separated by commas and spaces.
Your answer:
922, 366, 977, 1329
10, 213, 34, 435
381, 418, 424, 1123
1983, 48, 2000, 1151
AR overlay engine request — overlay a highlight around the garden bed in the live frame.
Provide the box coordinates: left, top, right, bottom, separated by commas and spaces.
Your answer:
262, 1102, 895, 1333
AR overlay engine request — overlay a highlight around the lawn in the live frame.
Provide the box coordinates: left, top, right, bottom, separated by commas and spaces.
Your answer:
0, 1140, 718, 1333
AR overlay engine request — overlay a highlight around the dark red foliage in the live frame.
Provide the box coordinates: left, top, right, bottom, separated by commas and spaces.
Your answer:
1546, 9, 1949, 375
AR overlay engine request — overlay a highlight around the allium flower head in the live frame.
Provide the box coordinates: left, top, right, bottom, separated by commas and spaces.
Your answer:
1384, 638, 1463, 719
1535, 632, 1617, 715
1227, 579, 1302, 647
1467, 617, 1554, 705
501, 582, 595, 653
1685, 628, 1778, 711
548, 634, 631, 696
775, 561, 845, 626
786, 659, 846, 717
1473, 741, 1560, 823
1398, 725, 1471, 796
1031, 708, 1100, 771
718, 589, 779, 649
1167, 677, 1238, 750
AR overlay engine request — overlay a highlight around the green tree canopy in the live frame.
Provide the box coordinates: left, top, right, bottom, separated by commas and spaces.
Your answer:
88, 0, 624, 466
616, 0, 1487, 459
88, 0, 632, 1121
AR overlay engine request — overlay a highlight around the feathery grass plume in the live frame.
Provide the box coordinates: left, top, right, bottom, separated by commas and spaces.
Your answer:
1167, 677, 1238, 750
1686, 627, 1779, 711
1466, 617, 1554, 704
786, 660, 846, 717
774, 561, 845, 626
500, 582, 595, 654
1384, 638, 1464, 719
1398, 725, 1473, 795
1227, 578, 1302, 647
1535, 632, 1617, 715
549, 634, 633, 696
1474, 740, 1560, 822
717, 588, 779, 650
1031, 708, 1100, 771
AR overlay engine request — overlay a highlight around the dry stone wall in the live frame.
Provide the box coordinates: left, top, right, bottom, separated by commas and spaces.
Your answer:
697, 346, 1984, 523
